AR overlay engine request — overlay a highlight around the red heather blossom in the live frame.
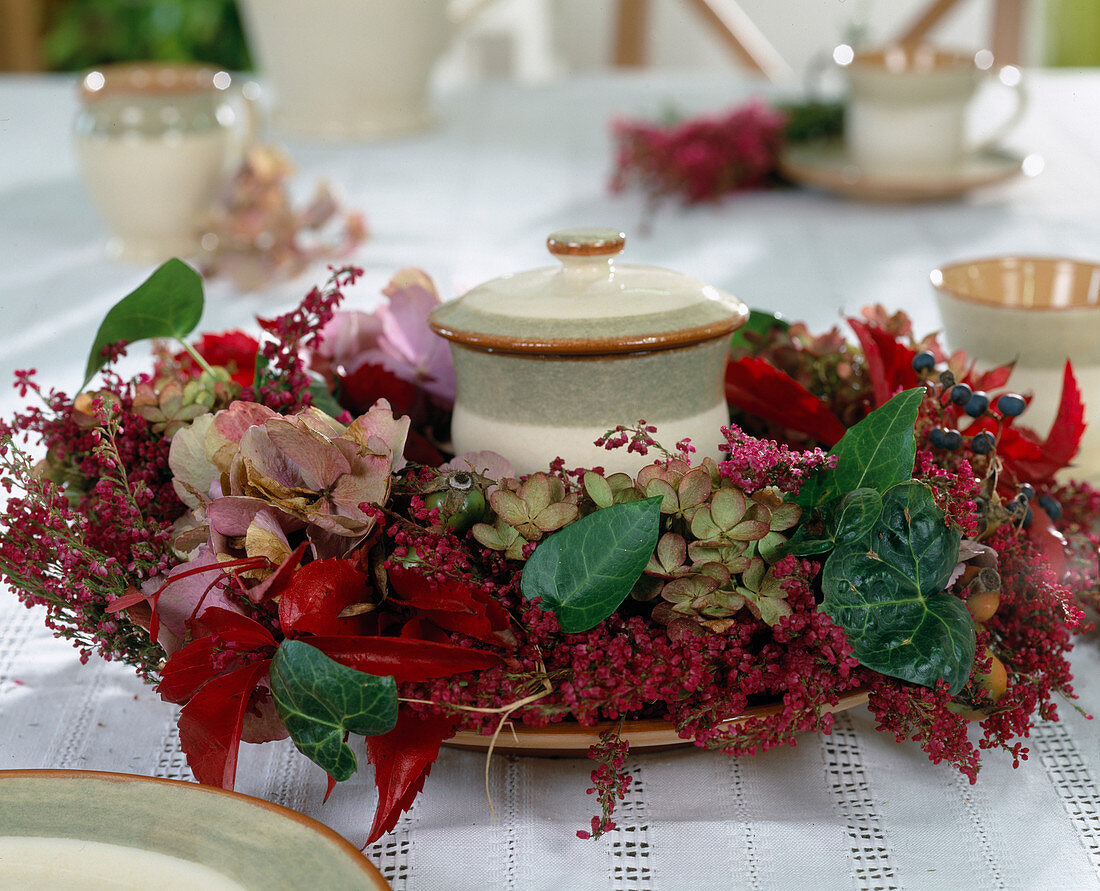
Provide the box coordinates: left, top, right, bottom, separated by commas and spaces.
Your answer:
610, 100, 787, 206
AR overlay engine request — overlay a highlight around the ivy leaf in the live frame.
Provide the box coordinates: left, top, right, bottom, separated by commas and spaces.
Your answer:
829, 487, 884, 545
521, 497, 661, 633
796, 387, 925, 508
83, 258, 204, 387
821, 482, 973, 694
270, 640, 398, 781
786, 488, 883, 557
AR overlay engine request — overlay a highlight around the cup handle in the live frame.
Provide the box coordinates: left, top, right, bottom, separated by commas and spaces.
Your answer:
970, 67, 1028, 155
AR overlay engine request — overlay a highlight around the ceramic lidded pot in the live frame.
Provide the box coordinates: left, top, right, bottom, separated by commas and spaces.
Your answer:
428, 228, 748, 475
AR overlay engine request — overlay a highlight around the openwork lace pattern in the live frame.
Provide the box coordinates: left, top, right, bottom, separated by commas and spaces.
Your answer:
608, 762, 653, 890
366, 808, 414, 888
1034, 719, 1100, 871
821, 714, 899, 891
153, 710, 193, 781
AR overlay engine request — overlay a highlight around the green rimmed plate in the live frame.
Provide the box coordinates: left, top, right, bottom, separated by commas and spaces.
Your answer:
0, 770, 389, 890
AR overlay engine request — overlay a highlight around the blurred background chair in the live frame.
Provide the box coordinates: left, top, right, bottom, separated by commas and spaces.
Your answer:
2, 0, 1096, 76
895, 0, 1027, 63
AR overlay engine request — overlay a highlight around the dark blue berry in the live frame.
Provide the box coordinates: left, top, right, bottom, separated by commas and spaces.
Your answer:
1021, 507, 1034, 528
996, 393, 1026, 417
928, 427, 947, 448
1038, 494, 1063, 522
939, 428, 963, 450
971, 430, 996, 454
1018, 483, 1035, 502
950, 383, 973, 406
912, 351, 936, 372
964, 391, 990, 417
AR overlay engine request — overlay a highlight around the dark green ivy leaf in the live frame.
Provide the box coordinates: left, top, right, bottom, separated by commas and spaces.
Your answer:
521, 496, 662, 633
83, 258, 204, 388
786, 487, 883, 557
796, 387, 925, 508
270, 640, 398, 781
820, 481, 973, 694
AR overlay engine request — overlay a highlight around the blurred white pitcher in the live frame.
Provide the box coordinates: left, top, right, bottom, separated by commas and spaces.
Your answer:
239, 0, 493, 141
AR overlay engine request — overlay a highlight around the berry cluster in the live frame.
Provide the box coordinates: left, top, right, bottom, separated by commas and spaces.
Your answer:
912, 351, 1027, 457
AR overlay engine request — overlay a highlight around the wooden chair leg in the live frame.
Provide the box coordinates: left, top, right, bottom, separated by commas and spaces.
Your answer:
895, 0, 966, 47
682, 0, 791, 80
0, 0, 46, 71
992, 0, 1025, 63
614, 0, 649, 67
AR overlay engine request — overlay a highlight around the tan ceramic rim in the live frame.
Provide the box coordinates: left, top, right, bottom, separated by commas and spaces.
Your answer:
80, 63, 232, 100
777, 143, 1023, 201
849, 45, 975, 73
428, 312, 748, 356
0, 769, 389, 889
446, 689, 869, 757
931, 255, 1100, 310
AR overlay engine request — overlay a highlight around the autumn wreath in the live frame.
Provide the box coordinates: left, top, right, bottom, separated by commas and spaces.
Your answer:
1, 262, 1093, 841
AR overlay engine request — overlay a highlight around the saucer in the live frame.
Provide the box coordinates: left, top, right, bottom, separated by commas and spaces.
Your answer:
778, 141, 1027, 202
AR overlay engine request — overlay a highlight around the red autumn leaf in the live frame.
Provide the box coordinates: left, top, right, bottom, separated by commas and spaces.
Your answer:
178, 660, 271, 789
725, 357, 847, 447
159, 608, 277, 703
1041, 361, 1085, 468
402, 428, 445, 467
339, 362, 421, 418
990, 363, 1085, 484
969, 361, 1015, 392
399, 616, 450, 643
387, 566, 512, 646
365, 710, 457, 843
308, 635, 502, 682
847, 318, 920, 408
1026, 503, 1072, 582
247, 542, 309, 605
176, 330, 260, 387
279, 558, 372, 637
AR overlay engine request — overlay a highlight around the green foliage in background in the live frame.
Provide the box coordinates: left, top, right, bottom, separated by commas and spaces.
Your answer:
43, 0, 251, 72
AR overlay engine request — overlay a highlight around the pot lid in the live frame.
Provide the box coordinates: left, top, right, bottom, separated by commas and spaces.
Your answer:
428, 228, 748, 354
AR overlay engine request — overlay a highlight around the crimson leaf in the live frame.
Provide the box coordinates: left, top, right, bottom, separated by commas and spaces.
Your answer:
178, 660, 271, 789
725, 356, 847, 446
365, 710, 456, 843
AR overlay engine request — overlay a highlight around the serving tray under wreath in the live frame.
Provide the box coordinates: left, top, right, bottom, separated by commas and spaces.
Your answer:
446, 690, 870, 756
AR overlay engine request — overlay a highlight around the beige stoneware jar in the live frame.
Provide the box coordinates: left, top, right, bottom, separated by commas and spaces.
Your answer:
428, 228, 748, 475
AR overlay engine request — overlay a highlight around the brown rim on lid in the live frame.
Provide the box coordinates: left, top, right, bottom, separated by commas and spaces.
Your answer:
428, 315, 746, 356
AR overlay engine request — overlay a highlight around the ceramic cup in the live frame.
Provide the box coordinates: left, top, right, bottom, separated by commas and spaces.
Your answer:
238, 0, 483, 141
74, 63, 257, 263
932, 256, 1100, 482
840, 44, 1026, 177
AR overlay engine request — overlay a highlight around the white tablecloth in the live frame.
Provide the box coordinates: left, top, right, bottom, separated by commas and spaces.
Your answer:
1, 71, 1099, 890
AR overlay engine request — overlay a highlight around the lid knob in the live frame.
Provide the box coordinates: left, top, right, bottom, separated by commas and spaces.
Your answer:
547, 228, 626, 258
